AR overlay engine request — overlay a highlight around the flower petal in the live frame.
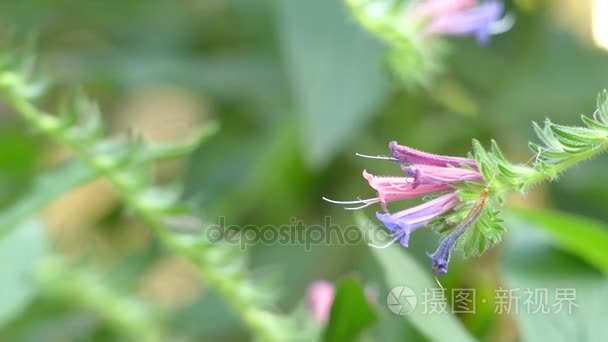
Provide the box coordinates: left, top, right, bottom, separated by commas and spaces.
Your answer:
404, 164, 483, 185
389, 141, 478, 168
307, 281, 335, 324
414, 0, 476, 18
375, 192, 460, 247
424, 0, 505, 43
363, 170, 452, 206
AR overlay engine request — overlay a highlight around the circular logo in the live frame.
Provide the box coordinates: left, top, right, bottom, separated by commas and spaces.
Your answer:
387, 286, 417, 315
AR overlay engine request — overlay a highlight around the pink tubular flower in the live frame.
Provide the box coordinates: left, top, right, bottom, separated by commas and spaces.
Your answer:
413, 0, 476, 18
323, 170, 451, 211
404, 164, 483, 187
307, 281, 335, 324
307, 281, 377, 324
363, 170, 451, 210
413, 0, 512, 45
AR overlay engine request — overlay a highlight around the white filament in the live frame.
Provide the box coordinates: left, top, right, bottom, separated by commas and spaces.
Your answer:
322, 196, 379, 210
344, 202, 378, 210
490, 13, 516, 35
355, 153, 398, 161
368, 235, 401, 249
322, 197, 376, 204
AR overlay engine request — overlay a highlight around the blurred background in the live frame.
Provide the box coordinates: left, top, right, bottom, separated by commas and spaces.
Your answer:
1, 0, 608, 341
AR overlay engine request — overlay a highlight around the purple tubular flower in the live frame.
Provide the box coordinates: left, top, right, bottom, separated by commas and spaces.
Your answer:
389, 141, 478, 168
375, 192, 460, 247
404, 164, 483, 187
428, 189, 488, 274
413, 0, 476, 18
423, 0, 505, 45
427, 228, 465, 274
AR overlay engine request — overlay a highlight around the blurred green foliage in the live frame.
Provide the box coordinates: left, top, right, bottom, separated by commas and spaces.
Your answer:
1, 0, 608, 341
323, 277, 377, 342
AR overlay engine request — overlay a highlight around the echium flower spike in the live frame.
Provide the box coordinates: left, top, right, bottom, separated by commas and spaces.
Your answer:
328, 91, 608, 275
413, 0, 514, 45
325, 141, 488, 274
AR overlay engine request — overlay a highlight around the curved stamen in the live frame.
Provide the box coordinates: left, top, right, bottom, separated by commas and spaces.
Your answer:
344, 201, 378, 210
489, 12, 515, 35
355, 153, 399, 161
368, 234, 401, 249
322, 197, 377, 205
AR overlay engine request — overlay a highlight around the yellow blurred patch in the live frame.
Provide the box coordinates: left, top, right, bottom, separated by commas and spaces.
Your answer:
139, 255, 203, 309
112, 85, 211, 181
514, 0, 543, 13
44, 178, 119, 239
592, 0, 608, 50
550, 0, 593, 44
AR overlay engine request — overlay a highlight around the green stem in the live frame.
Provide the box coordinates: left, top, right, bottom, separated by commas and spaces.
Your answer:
37, 259, 163, 342
5, 92, 289, 341
522, 139, 608, 189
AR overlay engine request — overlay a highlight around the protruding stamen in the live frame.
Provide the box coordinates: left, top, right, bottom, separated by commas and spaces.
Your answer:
489, 12, 515, 35
368, 235, 401, 249
434, 275, 445, 290
322, 197, 377, 205
355, 153, 399, 161
344, 201, 378, 210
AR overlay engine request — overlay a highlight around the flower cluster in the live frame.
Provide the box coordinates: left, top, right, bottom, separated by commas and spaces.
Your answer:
325, 141, 487, 274
413, 0, 513, 44
346, 0, 514, 86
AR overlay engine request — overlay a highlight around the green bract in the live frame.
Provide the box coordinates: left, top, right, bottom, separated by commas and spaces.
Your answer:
451, 91, 608, 258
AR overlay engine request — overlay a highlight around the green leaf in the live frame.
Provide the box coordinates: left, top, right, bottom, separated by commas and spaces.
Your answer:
502, 216, 608, 341
356, 214, 477, 342
510, 209, 608, 274
581, 114, 608, 130
276, 0, 389, 167
0, 161, 92, 239
322, 277, 377, 342
459, 207, 504, 257
597, 89, 608, 123
0, 220, 47, 326
35, 259, 162, 342
550, 124, 606, 144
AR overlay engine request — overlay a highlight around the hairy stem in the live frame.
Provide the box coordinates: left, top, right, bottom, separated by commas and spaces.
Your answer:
522, 139, 608, 190
4, 91, 290, 342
